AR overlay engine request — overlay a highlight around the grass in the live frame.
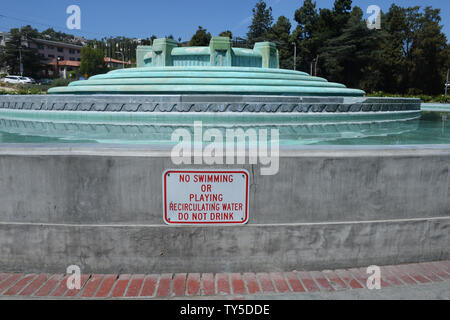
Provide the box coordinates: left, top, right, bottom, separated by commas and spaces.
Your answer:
0, 78, 75, 95
367, 91, 450, 103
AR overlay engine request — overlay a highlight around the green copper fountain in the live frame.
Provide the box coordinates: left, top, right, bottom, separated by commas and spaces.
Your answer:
48, 37, 365, 96
1, 36, 420, 124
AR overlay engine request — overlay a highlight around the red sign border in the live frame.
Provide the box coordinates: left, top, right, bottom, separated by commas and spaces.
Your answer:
163, 169, 249, 225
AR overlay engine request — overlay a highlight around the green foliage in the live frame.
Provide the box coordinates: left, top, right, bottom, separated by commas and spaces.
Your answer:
293, 0, 318, 39
409, 7, 448, 94
79, 47, 108, 77
267, 16, 292, 70
49, 78, 73, 87
286, 0, 449, 95
321, 7, 383, 89
68, 71, 77, 79
15, 87, 44, 95
368, 91, 450, 103
0, 25, 45, 78
433, 95, 450, 103
219, 30, 233, 39
247, 0, 274, 45
87, 36, 143, 63
189, 26, 212, 46
367, 5, 450, 95
39, 28, 83, 45
290, 0, 320, 71
0, 80, 76, 94
0, 84, 46, 95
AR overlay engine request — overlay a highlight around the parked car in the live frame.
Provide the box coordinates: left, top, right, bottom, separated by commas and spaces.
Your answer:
3, 75, 22, 84
3, 75, 35, 84
38, 78, 52, 85
22, 77, 36, 84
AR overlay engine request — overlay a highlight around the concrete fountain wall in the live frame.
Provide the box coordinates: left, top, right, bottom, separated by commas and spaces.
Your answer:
0, 145, 448, 274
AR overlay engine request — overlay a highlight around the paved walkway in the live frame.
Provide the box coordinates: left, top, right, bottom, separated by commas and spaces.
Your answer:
0, 260, 449, 299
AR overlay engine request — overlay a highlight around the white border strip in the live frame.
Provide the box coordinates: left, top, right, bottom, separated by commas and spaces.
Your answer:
0, 216, 448, 228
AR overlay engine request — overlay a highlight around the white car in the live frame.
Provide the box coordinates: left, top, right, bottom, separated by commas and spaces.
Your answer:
3, 75, 35, 84
21, 77, 36, 84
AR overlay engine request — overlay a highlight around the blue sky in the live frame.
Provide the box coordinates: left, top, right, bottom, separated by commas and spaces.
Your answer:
0, 0, 448, 41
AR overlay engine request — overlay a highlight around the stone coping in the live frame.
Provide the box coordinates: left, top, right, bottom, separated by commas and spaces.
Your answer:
0, 143, 449, 156
0, 95, 421, 113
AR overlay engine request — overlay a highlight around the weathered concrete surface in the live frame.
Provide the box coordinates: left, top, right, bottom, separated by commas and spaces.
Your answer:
0, 146, 448, 225
0, 145, 449, 273
0, 218, 448, 274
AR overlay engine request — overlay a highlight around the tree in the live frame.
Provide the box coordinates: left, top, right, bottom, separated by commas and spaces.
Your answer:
219, 30, 233, 39
267, 16, 292, 69
0, 26, 44, 78
409, 7, 449, 94
79, 46, 108, 77
291, 0, 319, 71
247, 0, 273, 45
293, 0, 318, 40
332, 0, 353, 32
375, 4, 409, 93
333, 0, 352, 14
320, 6, 383, 89
189, 26, 211, 46
373, 5, 449, 94
286, 0, 450, 95
40, 28, 82, 45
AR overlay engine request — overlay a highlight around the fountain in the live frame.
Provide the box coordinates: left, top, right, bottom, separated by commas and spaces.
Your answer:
2, 37, 420, 117
0, 37, 447, 274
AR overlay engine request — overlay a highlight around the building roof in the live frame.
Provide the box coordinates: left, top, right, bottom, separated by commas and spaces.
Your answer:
46, 58, 130, 67
32, 38, 83, 49
105, 57, 132, 65
47, 60, 81, 67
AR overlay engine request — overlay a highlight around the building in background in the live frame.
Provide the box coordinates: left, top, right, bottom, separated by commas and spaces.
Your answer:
46, 57, 131, 79
30, 38, 82, 62
46, 59, 80, 79
105, 57, 132, 69
28, 38, 82, 78
0, 32, 10, 46
1, 32, 134, 79
0, 32, 11, 74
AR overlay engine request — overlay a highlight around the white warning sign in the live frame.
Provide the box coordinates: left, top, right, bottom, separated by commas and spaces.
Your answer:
163, 169, 249, 225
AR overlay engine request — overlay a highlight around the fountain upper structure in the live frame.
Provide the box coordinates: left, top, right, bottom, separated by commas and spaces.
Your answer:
49, 37, 365, 96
